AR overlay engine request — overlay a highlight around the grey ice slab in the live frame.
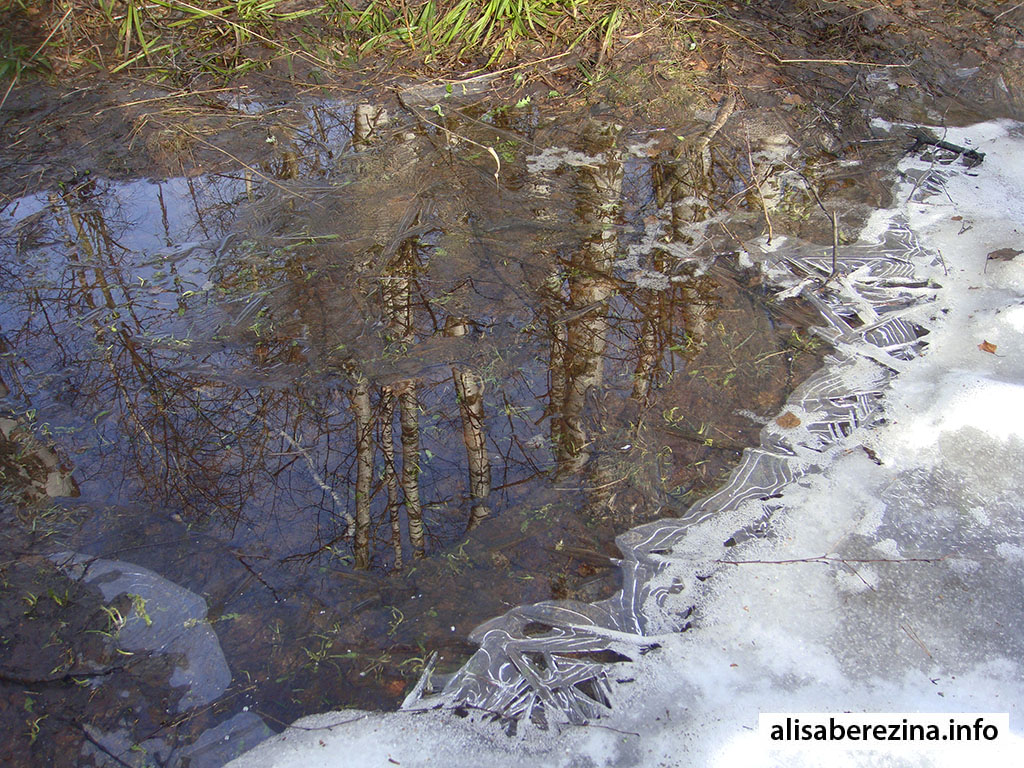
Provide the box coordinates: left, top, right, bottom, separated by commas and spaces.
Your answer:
51, 551, 232, 711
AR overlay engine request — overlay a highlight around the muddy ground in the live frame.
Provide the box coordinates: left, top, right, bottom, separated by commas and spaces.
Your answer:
1, 1, 1022, 203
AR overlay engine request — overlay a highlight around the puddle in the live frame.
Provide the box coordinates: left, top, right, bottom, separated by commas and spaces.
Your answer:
0, 93, 839, 763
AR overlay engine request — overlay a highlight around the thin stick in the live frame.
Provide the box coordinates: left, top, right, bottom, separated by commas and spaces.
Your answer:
782, 161, 840, 280
274, 427, 354, 535
441, 50, 575, 85
403, 110, 501, 189
716, 553, 949, 566
694, 17, 910, 68
93, 88, 235, 115
173, 126, 319, 204
994, 3, 1024, 22
829, 210, 839, 280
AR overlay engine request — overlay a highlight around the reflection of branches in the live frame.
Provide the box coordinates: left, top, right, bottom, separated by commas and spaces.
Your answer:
270, 424, 351, 533
6, 183, 358, 557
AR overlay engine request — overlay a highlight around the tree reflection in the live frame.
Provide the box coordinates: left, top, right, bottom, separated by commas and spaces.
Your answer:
0, 97, 799, 583
545, 119, 624, 478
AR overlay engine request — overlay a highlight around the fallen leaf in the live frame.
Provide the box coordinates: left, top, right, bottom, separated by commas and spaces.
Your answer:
776, 411, 802, 428
951, 215, 962, 221
986, 248, 1023, 262
978, 340, 997, 354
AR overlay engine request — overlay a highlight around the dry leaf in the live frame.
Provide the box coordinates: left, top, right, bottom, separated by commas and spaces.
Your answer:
776, 411, 802, 428
978, 340, 997, 354
986, 248, 1023, 262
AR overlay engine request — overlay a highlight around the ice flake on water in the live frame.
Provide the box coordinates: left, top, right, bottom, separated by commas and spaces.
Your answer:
968, 506, 991, 526
995, 542, 1024, 565
526, 147, 603, 173
871, 537, 901, 558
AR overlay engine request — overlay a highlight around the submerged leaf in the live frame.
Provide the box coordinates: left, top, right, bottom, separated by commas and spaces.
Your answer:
986, 248, 1023, 262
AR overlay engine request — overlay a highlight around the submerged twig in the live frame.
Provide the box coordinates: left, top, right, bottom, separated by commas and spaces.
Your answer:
716, 553, 949, 566
400, 105, 502, 190
695, 92, 737, 155
695, 17, 910, 68
783, 161, 840, 281
908, 128, 985, 166
171, 126, 319, 204
994, 2, 1024, 22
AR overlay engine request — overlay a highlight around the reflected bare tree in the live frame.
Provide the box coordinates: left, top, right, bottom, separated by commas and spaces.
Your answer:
445, 317, 491, 531
547, 119, 624, 478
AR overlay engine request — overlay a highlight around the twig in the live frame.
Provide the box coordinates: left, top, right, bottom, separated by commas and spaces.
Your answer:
275, 712, 370, 732
695, 92, 737, 154
172, 126, 319, 204
442, 50, 575, 85
695, 17, 910, 68
0, 663, 127, 686
908, 128, 985, 167
900, 623, 933, 658
93, 88, 234, 115
273, 427, 354, 535
396, 103, 501, 190
829, 209, 839, 280
994, 3, 1024, 22
78, 726, 139, 768
716, 553, 949, 566
782, 161, 840, 281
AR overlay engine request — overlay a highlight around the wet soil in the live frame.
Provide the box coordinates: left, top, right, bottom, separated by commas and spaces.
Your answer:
0, 2, 1021, 766
1, 2, 1021, 204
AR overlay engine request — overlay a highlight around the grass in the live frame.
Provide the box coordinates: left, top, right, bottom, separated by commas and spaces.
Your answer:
0, 1, 701, 84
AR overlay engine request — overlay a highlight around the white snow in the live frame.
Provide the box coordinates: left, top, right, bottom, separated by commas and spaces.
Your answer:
227, 121, 1024, 767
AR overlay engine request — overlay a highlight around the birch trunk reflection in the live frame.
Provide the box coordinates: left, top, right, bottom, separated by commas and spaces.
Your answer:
446, 318, 491, 531
350, 371, 374, 569
379, 388, 403, 569
550, 120, 624, 477
383, 229, 425, 559
398, 385, 424, 557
